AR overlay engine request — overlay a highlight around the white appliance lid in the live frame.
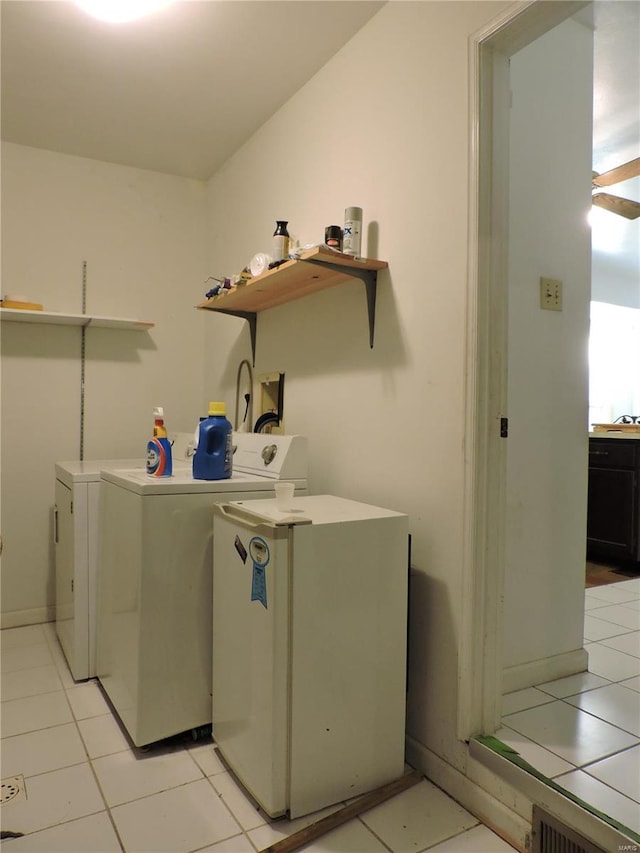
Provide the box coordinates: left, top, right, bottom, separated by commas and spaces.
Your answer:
55, 431, 195, 484
55, 458, 144, 484
216, 495, 407, 526
99, 467, 307, 495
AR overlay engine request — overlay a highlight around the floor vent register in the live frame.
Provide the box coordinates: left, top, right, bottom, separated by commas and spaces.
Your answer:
532, 806, 607, 853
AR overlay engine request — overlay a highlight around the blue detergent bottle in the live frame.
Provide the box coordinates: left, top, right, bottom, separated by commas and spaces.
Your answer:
147, 407, 173, 477
193, 402, 233, 481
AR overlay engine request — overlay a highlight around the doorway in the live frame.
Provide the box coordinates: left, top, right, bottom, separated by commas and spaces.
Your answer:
459, 0, 593, 742
462, 0, 640, 843
502, 14, 593, 697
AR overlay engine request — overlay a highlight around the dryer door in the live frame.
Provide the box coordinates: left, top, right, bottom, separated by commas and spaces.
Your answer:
55, 478, 86, 679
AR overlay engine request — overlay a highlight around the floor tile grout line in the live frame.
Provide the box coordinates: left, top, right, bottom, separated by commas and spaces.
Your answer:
58, 661, 125, 849
19, 655, 119, 850
419, 825, 487, 852
0, 755, 90, 784
89, 771, 241, 815
577, 772, 640, 808
498, 615, 640, 813
2, 668, 119, 846
185, 764, 263, 853
0, 803, 112, 840
3, 635, 248, 851
0, 638, 49, 656
503, 698, 640, 762
535, 680, 615, 700
354, 813, 396, 852
558, 676, 640, 697
3, 581, 639, 847
587, 638, 640, 666
188, 829, 259, 853
1, 684, 71, 709
205, 770, 269, 835
578, 739, 640, 772
556, 681, 640, 716
497, 720, 639, 791
0, 719, 84, 744
584, 617, 640, 633
496, 723, 580, 769
589, 623, 640, 634
79, 701, 210, 850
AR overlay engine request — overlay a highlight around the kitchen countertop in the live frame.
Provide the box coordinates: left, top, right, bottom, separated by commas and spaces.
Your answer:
589, 431, 640, 440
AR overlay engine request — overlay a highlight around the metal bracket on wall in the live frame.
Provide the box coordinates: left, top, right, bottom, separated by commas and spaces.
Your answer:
207, 260, 379, 367
302, 257, 378, 349
211, 309, 257, 367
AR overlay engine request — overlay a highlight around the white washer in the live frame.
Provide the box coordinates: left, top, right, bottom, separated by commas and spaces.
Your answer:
96, 432, 308, 747
54, 433, 195, 681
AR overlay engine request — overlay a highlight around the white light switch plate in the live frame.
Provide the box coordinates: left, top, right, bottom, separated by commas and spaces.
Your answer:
540, 277, 563, 311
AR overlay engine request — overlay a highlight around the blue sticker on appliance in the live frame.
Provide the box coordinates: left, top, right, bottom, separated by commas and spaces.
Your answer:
251, 565, 267, 608
249, 537, 270, 608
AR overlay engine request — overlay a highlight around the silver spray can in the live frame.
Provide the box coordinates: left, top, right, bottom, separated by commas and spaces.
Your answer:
343, 206, 362, 257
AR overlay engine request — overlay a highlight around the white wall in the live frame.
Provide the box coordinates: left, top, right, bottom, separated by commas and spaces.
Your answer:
592, 241, 640, 309
201, 0, 510, 774
591, 174, 640, 310
503, 19, 593, 686
0, 3, 596, 840
1, 143, 208, 626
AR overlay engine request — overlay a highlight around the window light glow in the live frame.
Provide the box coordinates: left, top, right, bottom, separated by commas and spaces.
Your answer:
588, 204, 626, 255
589, 301, 640, 426
75, 0, 176, 23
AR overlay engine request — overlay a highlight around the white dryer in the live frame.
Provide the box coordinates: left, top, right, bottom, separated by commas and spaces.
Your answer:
54, 433, 195, 681
96, 432, 308, 747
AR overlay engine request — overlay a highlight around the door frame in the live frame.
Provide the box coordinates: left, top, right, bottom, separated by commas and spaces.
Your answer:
458, 0, 589, 741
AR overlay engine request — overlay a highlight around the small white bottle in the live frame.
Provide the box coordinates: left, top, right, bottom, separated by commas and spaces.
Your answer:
343, 206, 362, 257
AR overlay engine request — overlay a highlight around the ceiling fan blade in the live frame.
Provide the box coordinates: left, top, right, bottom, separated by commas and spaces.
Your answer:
592, 157, 640, 188
592, 192, 640, 220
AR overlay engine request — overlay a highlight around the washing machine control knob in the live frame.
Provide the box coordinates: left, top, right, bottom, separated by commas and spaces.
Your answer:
261, 444, 278, 465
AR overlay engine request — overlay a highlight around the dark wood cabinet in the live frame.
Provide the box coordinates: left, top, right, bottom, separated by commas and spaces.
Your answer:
587, 437, 640, 564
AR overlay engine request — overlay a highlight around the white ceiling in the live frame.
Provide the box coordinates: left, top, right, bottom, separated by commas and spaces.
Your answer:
592, 0, 640, 172
0, 0, 384, 180
1, 0, 638, 261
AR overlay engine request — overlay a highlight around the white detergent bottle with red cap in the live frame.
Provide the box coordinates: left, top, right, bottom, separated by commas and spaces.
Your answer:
193, 402, 233, 480
146, 407, 173, 477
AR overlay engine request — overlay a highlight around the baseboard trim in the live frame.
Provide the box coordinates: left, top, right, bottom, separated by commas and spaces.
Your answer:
502, 647, 589, 694
0, 607, 54, 630
405, 734, 529, 852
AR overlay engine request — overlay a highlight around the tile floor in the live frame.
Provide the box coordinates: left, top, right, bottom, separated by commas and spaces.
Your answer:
0, 622, 517, 852
499, 577, 640, 836
2, 579, 639, 851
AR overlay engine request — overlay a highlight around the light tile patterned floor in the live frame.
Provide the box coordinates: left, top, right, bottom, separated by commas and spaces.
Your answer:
1, 622, 516, 852
499, 577, 640, 837
4, 579, 638, 850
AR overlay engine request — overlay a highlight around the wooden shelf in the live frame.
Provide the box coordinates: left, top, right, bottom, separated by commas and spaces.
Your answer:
197, 246, 388, 363
0, 308, 154, 330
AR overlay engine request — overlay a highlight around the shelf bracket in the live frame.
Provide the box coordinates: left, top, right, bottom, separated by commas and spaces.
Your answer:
302, 258, 378, 348
212, 309, 258, 366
